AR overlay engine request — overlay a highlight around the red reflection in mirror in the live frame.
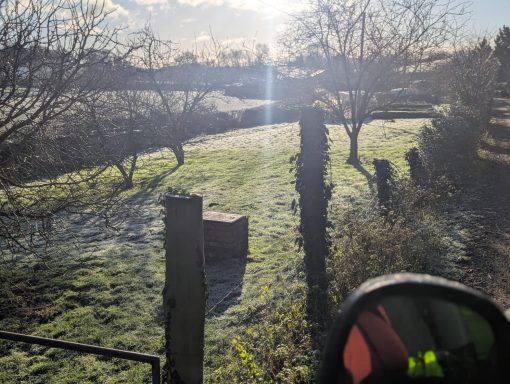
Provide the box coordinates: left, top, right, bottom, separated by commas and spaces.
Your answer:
343, 306, 409, 384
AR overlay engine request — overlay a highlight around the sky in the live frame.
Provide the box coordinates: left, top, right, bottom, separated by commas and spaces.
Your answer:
469, 0, 510, 35
108, 0, 510, 52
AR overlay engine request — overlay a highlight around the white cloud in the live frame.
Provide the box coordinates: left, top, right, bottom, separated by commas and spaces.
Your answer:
221, 37, 247, 46
131, 0, 169, 11
133, 0, 168, 6
104, 0, 131, 18
6, 0, 130, 19
195, 33, 212, 42
178, 0, 224, 7
177, 0, 304, 14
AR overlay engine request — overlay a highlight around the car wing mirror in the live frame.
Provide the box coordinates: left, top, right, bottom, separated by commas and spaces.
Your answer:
319, 273, 510, 384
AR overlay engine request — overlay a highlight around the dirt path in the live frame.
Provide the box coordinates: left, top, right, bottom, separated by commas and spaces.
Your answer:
459, 98, 510, 308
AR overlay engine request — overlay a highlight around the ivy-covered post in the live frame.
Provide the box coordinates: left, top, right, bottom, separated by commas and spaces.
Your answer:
163, 194, 206, 384
294, 107, 332, 338
405, 147, 427, 185
373, 159, 394, 209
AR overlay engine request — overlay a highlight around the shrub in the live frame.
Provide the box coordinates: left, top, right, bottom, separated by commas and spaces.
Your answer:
373, 159, 395, 209
405, 147, 428, 185
210, 185, 448, 384
417, 110, 482, 182
446, 40, 499, 129
209, 283, 316, 384
240, 104, 300, 127
329, 184, 448, 308
415, 40, 498, 186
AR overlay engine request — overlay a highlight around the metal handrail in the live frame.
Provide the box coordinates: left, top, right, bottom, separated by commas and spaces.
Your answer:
0, 330, 161, 384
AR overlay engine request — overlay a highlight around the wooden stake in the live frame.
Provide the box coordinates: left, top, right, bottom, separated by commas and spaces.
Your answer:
164, 194, 206, 384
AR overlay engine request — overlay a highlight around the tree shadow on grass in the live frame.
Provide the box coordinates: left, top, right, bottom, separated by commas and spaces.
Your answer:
453, 107, 510, 306
105, 164, 181, 239
205, 256, 247, 317
456, 154, 510, 293
0, 257, 90, 333
492, 98, 509, 119
487, 122, 510, 142
481, 141, 510, 156
131, 164, 181, 202
353, 162, 375, 193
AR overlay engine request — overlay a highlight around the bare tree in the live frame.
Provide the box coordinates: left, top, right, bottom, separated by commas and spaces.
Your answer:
130, 27, 217, 166
80, 32, 226, 190
82, 89, 152, 190
0, 0, 124, 256
284, 0, 466, 165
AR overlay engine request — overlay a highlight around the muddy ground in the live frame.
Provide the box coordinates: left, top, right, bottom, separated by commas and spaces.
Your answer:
455, 98, 510, 309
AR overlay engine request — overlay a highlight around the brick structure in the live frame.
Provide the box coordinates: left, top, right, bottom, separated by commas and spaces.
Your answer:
203, 211, 248, 260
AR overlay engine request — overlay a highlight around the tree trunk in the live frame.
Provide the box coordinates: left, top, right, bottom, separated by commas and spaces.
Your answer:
114, 153, 138, 190
115, 162, 134, 189
128, 154, 138, 185
172, 143, 185, 166
347, 130, 360, 165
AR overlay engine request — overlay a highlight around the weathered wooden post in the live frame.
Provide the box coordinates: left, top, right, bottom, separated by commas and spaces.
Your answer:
163, 194, 206, 384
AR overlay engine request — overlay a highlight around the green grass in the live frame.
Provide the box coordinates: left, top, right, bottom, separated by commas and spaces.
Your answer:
0, 118, 426, 383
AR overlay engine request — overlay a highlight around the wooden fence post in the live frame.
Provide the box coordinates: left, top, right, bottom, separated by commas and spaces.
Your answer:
164, 194, 206, 384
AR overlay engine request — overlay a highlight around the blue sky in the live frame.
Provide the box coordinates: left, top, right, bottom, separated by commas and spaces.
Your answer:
108, 0, 510, 51
470, 0, 509, 35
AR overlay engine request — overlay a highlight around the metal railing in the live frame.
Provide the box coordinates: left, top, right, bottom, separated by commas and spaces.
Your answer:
0, 330, 161, 384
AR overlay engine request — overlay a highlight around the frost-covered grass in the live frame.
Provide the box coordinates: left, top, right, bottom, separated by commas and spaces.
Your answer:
0, 118, 425, 383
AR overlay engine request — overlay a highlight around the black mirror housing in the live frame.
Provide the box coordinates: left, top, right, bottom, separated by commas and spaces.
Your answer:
319, 273, 510, 384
